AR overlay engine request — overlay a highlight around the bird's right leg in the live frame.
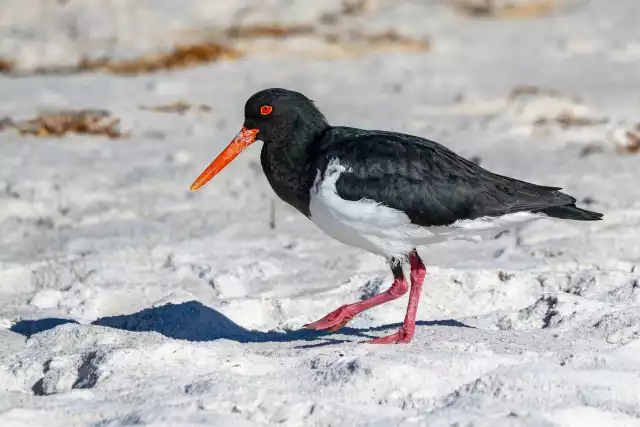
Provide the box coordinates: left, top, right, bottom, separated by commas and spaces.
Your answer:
365, 249, 426, 344
304, 260, 408, 332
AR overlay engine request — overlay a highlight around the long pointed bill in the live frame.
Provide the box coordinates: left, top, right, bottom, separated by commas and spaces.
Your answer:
190, 127, 259, 191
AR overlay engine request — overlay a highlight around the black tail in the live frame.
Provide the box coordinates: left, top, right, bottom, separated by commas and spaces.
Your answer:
539, 205, 603, 221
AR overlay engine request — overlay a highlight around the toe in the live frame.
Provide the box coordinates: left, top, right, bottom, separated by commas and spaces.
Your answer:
325, 319, 351, 332
304, 305, 354, 331
363, 334, 400, 344
362, 328, 413, 344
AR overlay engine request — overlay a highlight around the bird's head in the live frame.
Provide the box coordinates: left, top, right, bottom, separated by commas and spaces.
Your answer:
190, 88, 328, 191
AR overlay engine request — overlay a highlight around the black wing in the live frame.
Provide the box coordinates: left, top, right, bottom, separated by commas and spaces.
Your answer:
311, 127, 602, 227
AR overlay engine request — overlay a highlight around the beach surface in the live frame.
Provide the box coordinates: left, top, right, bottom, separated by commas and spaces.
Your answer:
1, 1, 640, 426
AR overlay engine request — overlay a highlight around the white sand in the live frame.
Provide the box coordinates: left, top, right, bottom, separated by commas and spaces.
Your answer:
1, 1, 640, 426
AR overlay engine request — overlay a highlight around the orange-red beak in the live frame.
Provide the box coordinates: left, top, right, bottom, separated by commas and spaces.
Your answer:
190, 127, 259, 191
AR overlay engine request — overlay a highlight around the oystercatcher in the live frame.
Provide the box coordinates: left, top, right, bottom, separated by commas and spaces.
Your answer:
190, 88, 602, 344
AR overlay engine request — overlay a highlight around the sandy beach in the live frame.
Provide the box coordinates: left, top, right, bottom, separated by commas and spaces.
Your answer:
1, 1, 640, 425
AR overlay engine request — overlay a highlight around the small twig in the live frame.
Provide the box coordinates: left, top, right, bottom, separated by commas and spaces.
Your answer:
269, 199, 277, 230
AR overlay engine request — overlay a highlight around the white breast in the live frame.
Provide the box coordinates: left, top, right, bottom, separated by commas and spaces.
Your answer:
308, 159, 545, 259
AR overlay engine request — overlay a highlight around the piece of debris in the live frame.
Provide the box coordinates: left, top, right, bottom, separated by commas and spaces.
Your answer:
321, 0, 377, 24
227, 24, 314, 39
5, 110, 125, 139
618, 124, 640, 154
605, 123, 640, 155
1, 43, 238, 76
498, 271, 514, 282
228, 23, 429, 56
319, 29, 430, 55
360, 30, 430, 52
343, 0, 377, 15
510, 85, 561, 98
269, 199, 277, 230
453, 0, 562, 18
0, 58, 14, 72
578, 143, 605, 158
554, 113, 609, 128
0, 117, 15, 131
139, 100, 212, 115
453, 0, 497, 16
79, 42, 240, 75
504, 86, 594, 130
508, 85, 581, 102
534, 112, 609, 129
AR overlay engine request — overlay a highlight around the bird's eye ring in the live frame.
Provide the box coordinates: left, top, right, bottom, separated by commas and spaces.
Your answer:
260, 105, 273, 116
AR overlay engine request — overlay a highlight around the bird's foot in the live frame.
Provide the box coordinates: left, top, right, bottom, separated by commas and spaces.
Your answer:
304, 305, 355, 332
363, 327, 414, 344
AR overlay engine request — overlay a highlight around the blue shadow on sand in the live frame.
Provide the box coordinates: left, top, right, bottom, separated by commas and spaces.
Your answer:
11, 300, 471, 344
10, 317, 78, 337
92, 300, 372, 343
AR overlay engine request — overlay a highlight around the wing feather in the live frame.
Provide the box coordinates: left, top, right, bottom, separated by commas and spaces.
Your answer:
311, 127, 576, 227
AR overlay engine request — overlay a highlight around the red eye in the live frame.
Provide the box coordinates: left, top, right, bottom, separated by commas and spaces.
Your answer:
260, 105, 273, 116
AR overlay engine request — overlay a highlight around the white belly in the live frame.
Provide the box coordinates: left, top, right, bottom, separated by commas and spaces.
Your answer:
308, 159, 545, 259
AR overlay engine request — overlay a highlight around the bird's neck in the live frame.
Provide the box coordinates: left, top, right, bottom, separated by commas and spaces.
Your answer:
260, 123, 329, 216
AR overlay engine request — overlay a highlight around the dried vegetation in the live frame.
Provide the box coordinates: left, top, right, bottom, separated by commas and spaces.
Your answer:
139, 101, 212, 115
0, 0, 428, 75
534, 112, 609, 129
617, 124, 640, 155
453, 0, 562, 18
0, 110, 124, 139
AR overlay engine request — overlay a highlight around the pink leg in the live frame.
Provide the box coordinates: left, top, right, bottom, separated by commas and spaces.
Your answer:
305, 263, 408, 332
366, 250, 426, 344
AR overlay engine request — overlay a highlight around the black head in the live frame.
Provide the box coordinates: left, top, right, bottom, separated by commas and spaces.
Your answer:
243, 88, 328, 145
190, 88, 329, 191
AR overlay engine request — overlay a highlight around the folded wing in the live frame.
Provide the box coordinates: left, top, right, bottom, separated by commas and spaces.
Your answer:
312, 127, 602, 227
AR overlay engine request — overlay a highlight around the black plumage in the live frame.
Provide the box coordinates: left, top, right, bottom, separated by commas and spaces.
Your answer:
310, 127, 602, 227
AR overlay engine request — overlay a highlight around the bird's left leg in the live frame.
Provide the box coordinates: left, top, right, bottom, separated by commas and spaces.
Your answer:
304, 260, 408, 332
365, 249, 426, 344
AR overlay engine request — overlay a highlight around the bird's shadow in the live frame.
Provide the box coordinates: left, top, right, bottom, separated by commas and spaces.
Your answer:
10, 317, 79, 338
10, 300, 472, 346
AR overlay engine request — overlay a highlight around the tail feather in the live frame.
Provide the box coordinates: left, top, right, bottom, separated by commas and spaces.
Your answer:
539, 205, 603, 221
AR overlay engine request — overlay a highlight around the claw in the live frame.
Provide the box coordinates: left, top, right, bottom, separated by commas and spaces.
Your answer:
325, 319, 351, 332
362, 327, 413, 344
305, 305, 355, 331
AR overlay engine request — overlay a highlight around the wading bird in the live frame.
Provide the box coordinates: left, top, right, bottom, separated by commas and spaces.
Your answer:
190, 88, 602, 344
